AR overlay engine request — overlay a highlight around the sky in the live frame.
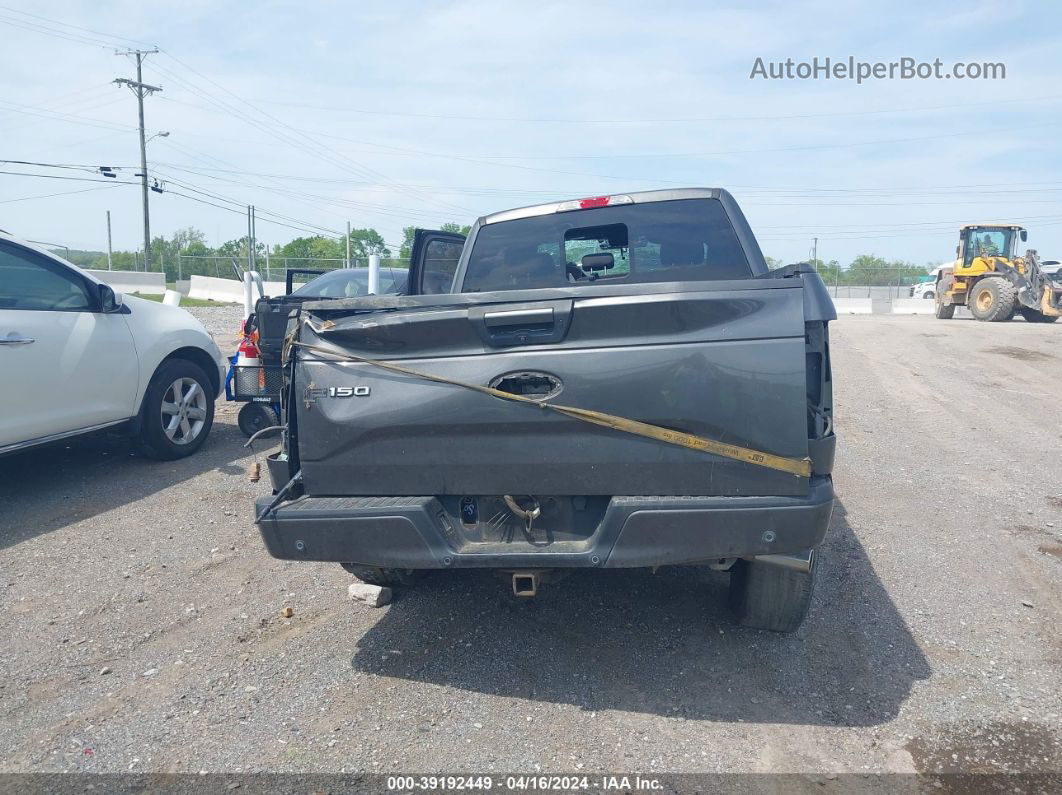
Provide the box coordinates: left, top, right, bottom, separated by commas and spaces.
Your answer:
1, 0, 1061, 267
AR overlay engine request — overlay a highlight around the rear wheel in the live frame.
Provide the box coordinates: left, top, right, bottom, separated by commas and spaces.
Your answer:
935, 292, 955, 319
1018, 307, 1059, 323
728, 554, 817, 633
341, 564, 422, 587
136, 359, 215, 460
968, 277, 1017, 322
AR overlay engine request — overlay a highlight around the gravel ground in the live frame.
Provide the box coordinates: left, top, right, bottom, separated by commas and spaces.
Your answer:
0, 310, 1059, 780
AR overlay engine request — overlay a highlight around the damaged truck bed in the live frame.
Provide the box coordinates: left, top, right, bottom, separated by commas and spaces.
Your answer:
255, 188, 836, 632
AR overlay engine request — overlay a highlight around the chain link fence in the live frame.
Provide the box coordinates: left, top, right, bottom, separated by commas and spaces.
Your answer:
175, 257, 932, 299
176, 255, 410, 285
807, 265, 936, 299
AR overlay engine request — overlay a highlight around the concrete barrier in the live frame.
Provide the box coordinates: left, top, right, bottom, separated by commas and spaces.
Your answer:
86, 269, 166, 295
891, 298, 938, 315
188, 275, 286, 303
833, 298, 873, 314
175, 279, 190, 296
870, 298, 893, 314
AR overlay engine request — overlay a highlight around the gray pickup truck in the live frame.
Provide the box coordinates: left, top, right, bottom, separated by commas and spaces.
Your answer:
255, 188, 836, 632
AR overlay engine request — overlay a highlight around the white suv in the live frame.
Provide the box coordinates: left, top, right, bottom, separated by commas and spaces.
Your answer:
0, 233, 226, 459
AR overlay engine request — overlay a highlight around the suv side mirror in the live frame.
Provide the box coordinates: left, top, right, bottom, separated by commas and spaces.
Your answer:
100, 283, 124, 313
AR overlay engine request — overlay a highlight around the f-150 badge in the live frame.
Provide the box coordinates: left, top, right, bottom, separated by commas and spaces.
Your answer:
303, 383, 370, 408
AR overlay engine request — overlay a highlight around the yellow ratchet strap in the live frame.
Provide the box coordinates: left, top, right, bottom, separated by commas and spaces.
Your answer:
292, 335, 812, 478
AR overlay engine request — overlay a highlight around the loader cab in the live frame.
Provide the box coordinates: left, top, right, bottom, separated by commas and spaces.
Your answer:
956, 225, 1026, 275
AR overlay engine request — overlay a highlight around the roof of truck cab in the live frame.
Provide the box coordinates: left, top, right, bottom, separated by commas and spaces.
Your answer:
960, 223, 1025, 230
480, 187, 729, 226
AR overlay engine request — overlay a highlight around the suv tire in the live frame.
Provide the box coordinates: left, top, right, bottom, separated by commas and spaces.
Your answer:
136, 359, 215, 460
728, 554, 816, 632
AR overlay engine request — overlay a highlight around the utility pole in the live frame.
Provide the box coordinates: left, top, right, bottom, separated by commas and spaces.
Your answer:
346, 221, 351, 269
251, 205, 257, 272
246, 205, 255, 273
106, 210, 113, 270
114, 48, 161, 271
812, 237, 818, 267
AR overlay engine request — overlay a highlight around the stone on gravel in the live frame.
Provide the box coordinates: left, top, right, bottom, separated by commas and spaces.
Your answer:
348, 582, 392, 607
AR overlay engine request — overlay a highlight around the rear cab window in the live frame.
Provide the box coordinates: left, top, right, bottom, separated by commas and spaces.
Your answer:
460, 198, 751, 292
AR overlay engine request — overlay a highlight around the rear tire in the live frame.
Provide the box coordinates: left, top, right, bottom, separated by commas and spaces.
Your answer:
968, 277, 1017, 322
1018, 307, 1059, 323
935, 294, 955, 319
341, 564, 422, 587
923, 291, 935, 300
728, 554, 816, 633
136, 359, 215, 460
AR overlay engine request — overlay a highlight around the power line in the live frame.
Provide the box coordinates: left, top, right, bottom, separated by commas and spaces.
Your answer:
0, 5, 154, 48
0, 98, 135, 133
153, 173, 343, 237
0, 166, 345, 241
164, 189, 345, 238
0, 12, 114, 49
150, 54, 474, 218
151, 161, 458, 222
0, 169, 140, 185
228, 92, 1062, 125
149, 160, 1062, 200
0, 183, 122, 204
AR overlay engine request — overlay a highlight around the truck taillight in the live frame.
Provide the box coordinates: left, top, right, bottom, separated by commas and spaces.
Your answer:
555, 194, 634, 212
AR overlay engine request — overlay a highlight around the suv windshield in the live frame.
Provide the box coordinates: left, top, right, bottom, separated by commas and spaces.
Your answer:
462, 198, 751, 292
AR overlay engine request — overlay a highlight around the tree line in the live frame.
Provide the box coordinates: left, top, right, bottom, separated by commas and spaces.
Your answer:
56, 223, 471, 282
55, 224, 931, 286
766, 255, 936, 286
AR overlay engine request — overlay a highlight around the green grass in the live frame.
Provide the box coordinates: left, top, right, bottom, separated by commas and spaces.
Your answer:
133, 293, 238, 307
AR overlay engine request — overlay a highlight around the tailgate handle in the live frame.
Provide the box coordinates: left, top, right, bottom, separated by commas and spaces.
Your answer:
483, 307, 555, 328
481, 307, 556, 346
470, 301, 572, 347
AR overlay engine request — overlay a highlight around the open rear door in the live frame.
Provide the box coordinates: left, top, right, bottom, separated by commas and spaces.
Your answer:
406, 229, 466, 295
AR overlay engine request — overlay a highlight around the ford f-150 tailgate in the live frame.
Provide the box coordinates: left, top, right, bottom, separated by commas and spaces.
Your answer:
292, 275, 826, 499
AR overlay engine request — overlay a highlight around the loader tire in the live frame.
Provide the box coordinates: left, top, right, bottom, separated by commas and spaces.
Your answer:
934, 295, 955, 319
341, 564, 422, 587
968, 277, 1017, 322
1018, 307, 1059, 323
728, 554, 817, 633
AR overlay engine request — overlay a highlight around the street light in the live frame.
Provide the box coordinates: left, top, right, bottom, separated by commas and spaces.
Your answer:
146, 131, 170, 144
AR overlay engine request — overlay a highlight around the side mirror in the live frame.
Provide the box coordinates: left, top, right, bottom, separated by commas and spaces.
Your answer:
100, 283, 123, 313
1020, 230, 1028, 242
955, 245, 960, 256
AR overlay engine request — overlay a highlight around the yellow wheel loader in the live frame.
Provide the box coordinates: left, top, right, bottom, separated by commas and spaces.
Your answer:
935, 224, 1062, 323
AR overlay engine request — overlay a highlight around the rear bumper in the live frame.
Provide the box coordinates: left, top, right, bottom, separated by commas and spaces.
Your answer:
255, 478, 834, 569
